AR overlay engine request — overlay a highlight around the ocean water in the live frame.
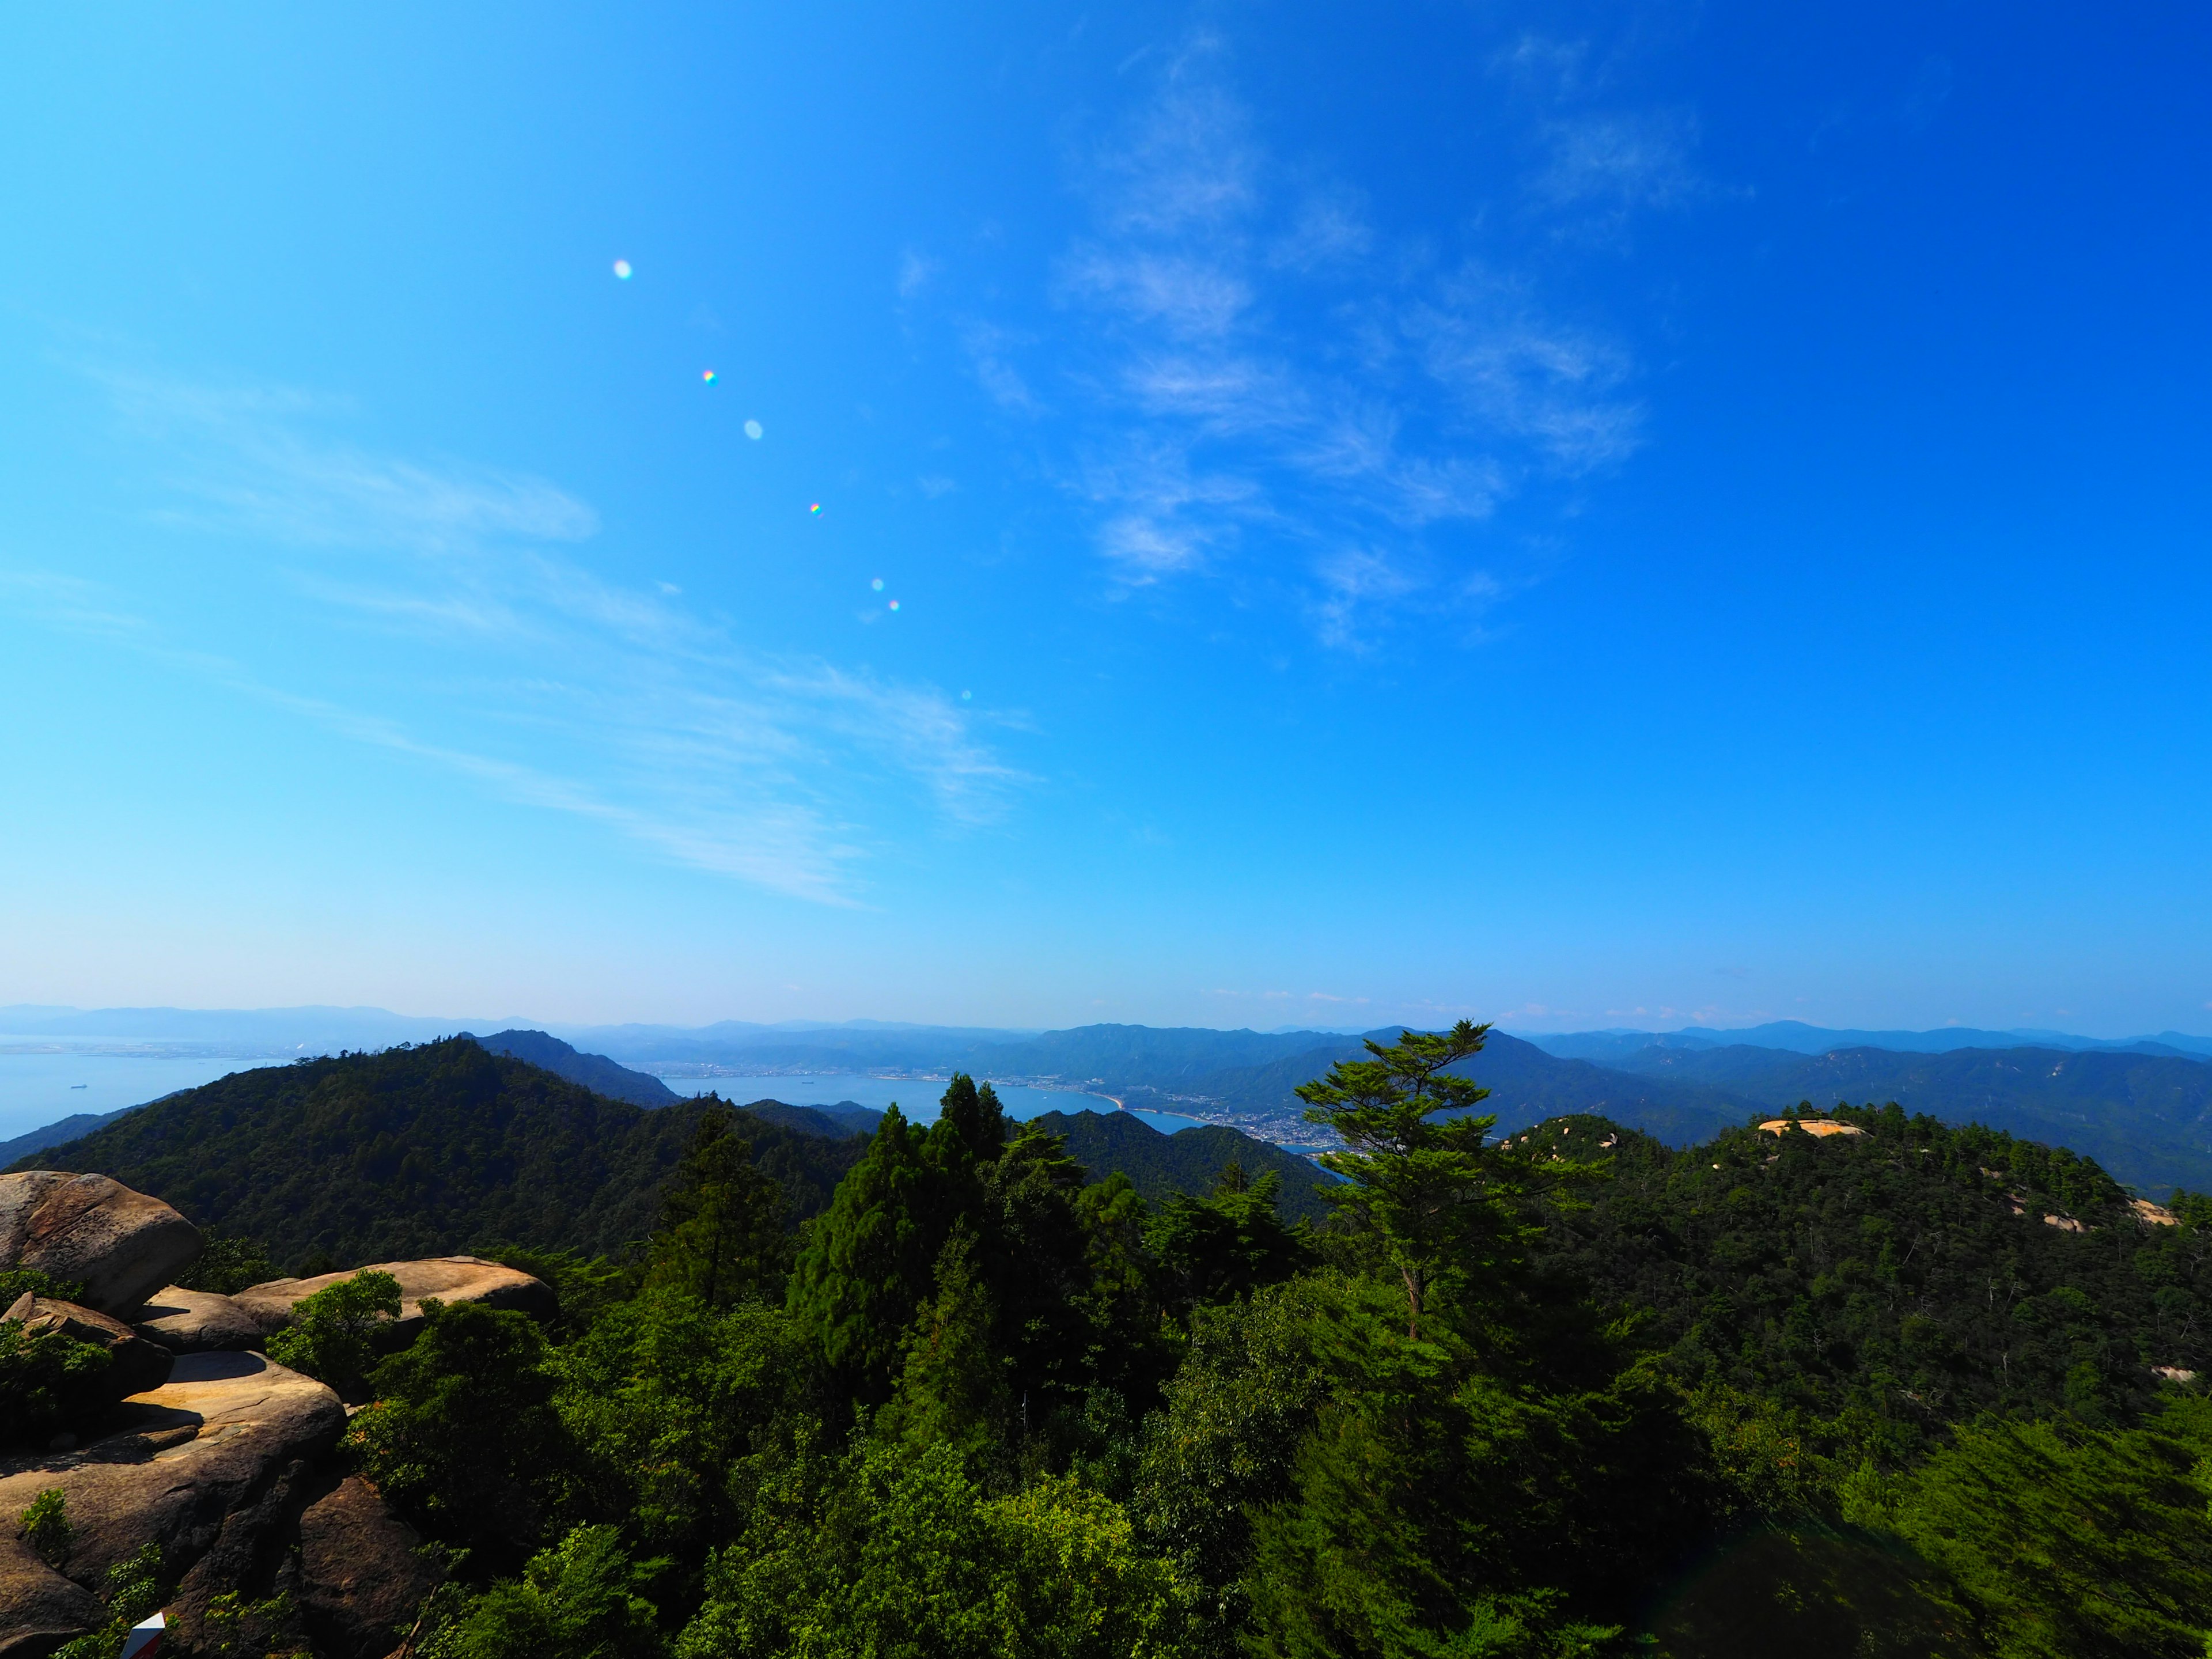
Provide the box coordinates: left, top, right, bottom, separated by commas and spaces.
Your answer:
637, 1068, 1209, 1136
0, 1047, 293, 1143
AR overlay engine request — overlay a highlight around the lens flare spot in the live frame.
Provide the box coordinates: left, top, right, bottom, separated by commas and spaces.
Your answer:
810, 503, 823, 515
744, 419, 763, 440
870, 578, 884, 592
960, 689, 972, 700
612, 259, 632, 279
888, 599, 900, 611
701, 369, 716, 384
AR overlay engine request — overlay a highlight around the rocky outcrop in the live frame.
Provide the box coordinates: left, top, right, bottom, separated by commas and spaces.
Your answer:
236, 1256, 553, 1346
0, 1175, 201, 1316
295, 1475, 443, 1659
131, 1287, 262, 1354
0, 1353, 346, 1659
1, 1296, 171, 1407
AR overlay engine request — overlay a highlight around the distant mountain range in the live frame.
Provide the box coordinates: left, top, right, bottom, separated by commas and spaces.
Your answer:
1529, 1020, 2212, 1063
8, 1005, 2212, 1196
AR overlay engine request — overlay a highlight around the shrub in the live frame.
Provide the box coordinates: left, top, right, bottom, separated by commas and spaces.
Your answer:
19, 1488, 71, 1564
266, 1270, 402, 1394
52, 1546, 166, 1659
0, 1313, 112, 1447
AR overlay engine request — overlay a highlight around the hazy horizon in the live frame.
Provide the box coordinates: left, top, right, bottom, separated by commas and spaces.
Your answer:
5, 999, 2209, 1046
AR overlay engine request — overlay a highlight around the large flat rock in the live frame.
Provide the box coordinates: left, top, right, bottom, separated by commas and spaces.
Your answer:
236, 1256, 553, 1346
0, 1174, 202, 1317
131, 1286, 263, 1354
0, 1352, 346, 1659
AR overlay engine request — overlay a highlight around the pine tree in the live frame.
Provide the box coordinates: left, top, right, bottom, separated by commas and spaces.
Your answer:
647, 1104, 790, 1309
1297, 1020, 1596, 1340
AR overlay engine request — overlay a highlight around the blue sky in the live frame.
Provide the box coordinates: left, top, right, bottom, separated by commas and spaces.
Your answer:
2, 2, 2207, 1036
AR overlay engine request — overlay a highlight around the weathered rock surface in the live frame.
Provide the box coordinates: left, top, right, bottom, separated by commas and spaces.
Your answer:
131, 1286, 263, 1354
236, 1256, 554, 1346
0, 1352, 345, 1659
1, 1296, 172, 1403
295, 1475, 443, 1659
0, 1174, 202, 1316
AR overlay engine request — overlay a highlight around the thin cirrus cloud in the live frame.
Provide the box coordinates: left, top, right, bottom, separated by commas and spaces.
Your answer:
961, 35, 1664, 643
23, 369, 1020, 904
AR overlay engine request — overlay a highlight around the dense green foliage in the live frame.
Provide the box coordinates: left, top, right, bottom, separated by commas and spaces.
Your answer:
266, 1268, 403, 1396
31, 1032, 2212, 1656
1029, 1109, 1335, 1222
1599, 1041, 2212, 1195
175, 1226, 275, 1295
11, 1039, 869, 1270
0, 1309, 112, 1448
1527, 1104, 2212, 1457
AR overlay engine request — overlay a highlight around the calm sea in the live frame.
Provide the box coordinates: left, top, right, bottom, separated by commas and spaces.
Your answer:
0, 1047, 294, 1143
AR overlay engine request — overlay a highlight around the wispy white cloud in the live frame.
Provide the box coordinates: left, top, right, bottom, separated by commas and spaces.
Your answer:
1531, 109, 1703, 219
14, 372, 1022, 904
968, 39, 1654, 635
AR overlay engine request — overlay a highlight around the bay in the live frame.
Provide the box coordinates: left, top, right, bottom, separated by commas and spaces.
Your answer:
0, 1046, 293, 1142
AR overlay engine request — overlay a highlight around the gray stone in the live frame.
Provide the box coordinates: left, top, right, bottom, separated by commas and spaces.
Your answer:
0, 1175, 201, 1317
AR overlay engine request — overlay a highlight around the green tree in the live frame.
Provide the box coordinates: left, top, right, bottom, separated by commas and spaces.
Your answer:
874, 1224, 1014, 1464
1149, 1167, 1315, 1322
772, 1078, 1038, 1411
647, 1105, 791, 1309
787, 1097, 968, 1405
557, 1289, 816, 1569
176, 1228, 273, 1296
266, 1268, 402, 1396
420, 1525, 665, 1659
1137, 1272, 1704, 1659
1853, 1395, 2212, 1657
350, 1300, 566, 1567
929, 1072, 1009, 1171
1298, 1021, 1597, 1340
677, 1442, 1186, 1659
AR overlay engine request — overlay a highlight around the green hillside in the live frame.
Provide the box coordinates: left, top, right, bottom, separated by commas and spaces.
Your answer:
1528, 1104, 2211, 1444
1605, 1042, 2212, 1194
7, 1038, 866, 1270
6, 1045, 1336, 1270
1027, 1108, 1334, 1221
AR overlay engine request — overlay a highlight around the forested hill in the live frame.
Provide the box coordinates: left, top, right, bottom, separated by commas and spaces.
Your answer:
6, 1039, 1335, 1271
1524, 1104, 2211, 1446
6, 1038, 865, 1270
1029, 1109, 1333, 1221
465, 1027, 681, 1107
1592, 1041, 2212, 1194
